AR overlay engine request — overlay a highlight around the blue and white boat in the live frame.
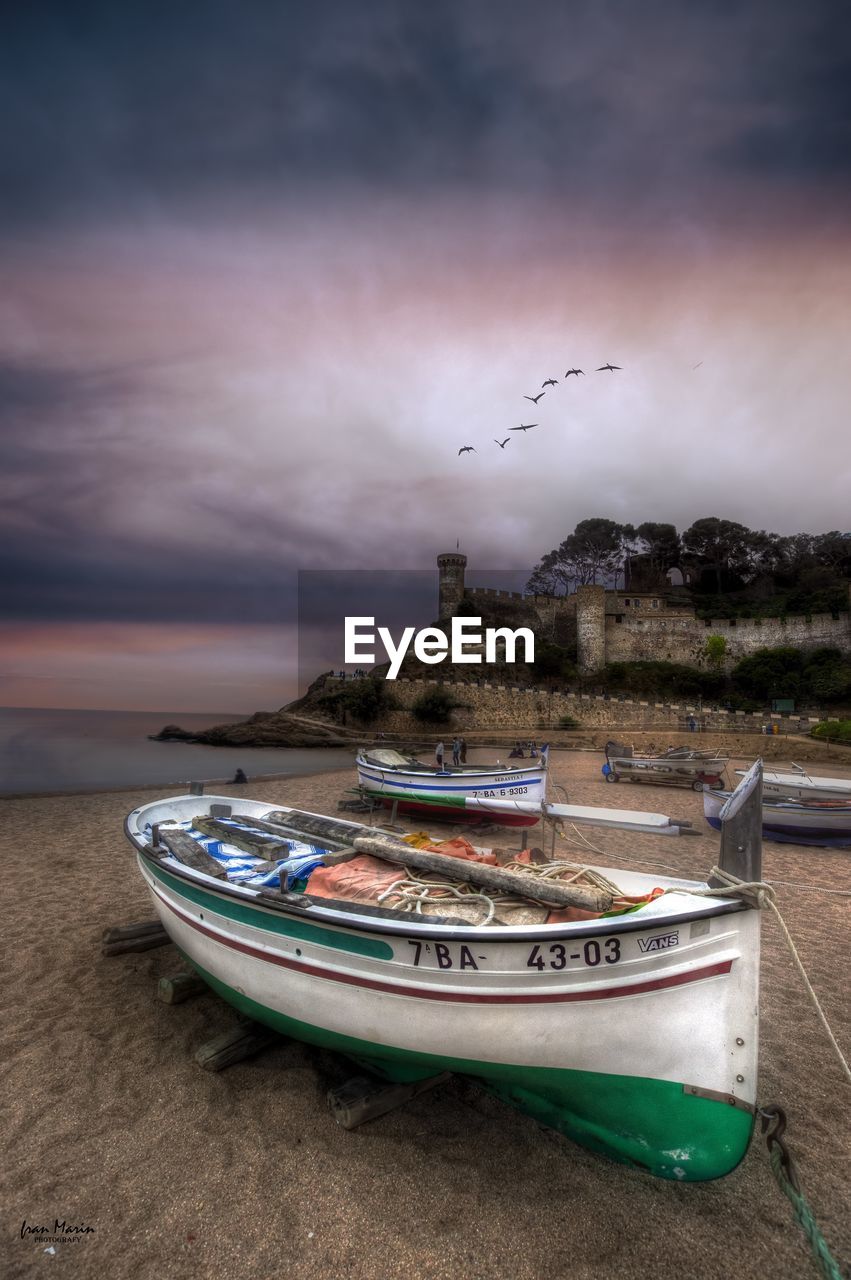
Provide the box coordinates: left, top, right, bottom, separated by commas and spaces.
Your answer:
355, 748, 547, 827
734, 765, 851, 804
705, 787, 851, 846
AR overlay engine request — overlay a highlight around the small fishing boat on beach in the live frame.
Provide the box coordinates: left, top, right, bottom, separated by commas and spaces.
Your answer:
124, 764, 764, 1181
355, 747, 547, 826
603, 741, 729, 791
734, 764, 851, 804
705, 786, 851, 846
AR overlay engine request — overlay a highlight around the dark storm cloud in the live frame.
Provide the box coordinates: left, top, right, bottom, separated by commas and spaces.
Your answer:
720, 47, 851, 177
2, 0, 849, 228
0, 354, 336, 622
0, 535, 299, 624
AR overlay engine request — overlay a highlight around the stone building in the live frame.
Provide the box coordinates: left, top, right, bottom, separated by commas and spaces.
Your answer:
437, 552, 851, 675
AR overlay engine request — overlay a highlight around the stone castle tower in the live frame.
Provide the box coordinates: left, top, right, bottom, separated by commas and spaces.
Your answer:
575, 584, 606, 675
437, 551, 467, 619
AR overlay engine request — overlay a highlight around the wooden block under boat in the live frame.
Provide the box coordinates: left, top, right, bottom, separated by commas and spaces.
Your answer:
158, 972, 208, 1004
101, 930, 170, 957
102, 920, 165, 943
194, 1022, 281, 1072
328, 1071, 452, 1130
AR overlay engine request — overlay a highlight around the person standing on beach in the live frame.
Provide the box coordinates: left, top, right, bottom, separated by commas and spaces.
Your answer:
435, 740, 445, 769
452, 736, 461, 766
460, 737, 467, 763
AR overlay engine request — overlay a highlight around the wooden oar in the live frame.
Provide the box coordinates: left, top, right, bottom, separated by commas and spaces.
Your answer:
351, 833, 612, 913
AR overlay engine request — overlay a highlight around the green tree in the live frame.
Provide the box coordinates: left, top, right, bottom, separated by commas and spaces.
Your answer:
681, 517, 753, 593
731, 647, 804, 703
704, 634, 727, 670
812, 719, 851, 742
631, 521, 681, 588
411, 686, 462, 724
527, 518, 629, 594
532, 642, 577, 681
812, 531, 851, 576
802, 648, 851, 701
318, 677, 396, 725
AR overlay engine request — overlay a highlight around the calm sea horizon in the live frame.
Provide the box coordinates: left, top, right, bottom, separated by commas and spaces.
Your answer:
0, 706, 356, 796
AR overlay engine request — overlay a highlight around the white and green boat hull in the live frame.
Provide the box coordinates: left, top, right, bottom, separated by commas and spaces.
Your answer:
130, 803, 760, 1183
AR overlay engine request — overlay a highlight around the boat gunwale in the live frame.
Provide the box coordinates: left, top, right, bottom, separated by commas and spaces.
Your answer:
356, 752, 546, 780
128, 827, 749, 945
705, 787, 851, 815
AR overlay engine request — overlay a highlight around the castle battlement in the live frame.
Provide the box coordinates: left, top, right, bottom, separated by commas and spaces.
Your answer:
436, 554, 851, 675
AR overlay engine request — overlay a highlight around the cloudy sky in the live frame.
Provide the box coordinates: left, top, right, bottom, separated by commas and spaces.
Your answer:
1, 0, 849, 711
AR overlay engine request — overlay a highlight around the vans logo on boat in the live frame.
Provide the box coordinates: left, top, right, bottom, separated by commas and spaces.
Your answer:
638, 930, 679, 953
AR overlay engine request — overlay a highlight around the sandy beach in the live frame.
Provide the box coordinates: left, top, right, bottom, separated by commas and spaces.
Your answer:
4, 749, 850, 1280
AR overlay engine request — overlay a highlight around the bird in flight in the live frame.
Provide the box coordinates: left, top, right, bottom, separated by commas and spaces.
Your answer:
596, 363, 622, 372
565, 368, 584, 377
458, 445, 476, 455
524, 392, 545, 404
542, 378, 558, 388
494, 438, 510, 449
692, 361, 703, 370
510, 423, 537, 432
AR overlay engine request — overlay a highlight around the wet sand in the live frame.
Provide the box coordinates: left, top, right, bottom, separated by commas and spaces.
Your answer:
3, 749, 850, 1279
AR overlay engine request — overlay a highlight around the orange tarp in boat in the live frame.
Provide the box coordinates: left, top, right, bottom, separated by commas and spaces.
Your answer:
305, 855, 402, 902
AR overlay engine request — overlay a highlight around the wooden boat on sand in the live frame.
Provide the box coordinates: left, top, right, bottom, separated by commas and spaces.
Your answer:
734, 764, 851, 804
355, 748, 547, 826
603, 741, 729, 791
124, 764, 765, 1181
704, 785, 851, 847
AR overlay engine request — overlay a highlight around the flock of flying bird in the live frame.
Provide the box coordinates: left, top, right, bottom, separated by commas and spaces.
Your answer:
457, 363, 623, 455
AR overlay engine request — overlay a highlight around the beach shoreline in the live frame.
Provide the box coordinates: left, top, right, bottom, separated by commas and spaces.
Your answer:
4, 752, 850, 1279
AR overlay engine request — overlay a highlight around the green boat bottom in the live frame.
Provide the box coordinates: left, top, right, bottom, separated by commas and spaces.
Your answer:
181, 951, 753, 1182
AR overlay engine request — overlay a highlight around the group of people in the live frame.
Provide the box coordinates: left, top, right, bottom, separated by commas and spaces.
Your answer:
434, 737, 468, 768
434, 738, 550, 768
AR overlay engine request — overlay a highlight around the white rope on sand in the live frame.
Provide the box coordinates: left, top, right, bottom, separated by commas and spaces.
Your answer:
559, 824, 851, 895
558, 823, 686, 876
768, 880, 851, 897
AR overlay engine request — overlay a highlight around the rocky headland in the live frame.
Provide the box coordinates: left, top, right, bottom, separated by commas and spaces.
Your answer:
149, 706, 358, 749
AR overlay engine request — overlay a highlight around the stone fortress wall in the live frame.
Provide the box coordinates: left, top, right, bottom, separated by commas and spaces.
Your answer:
377, 676, 826, 736
439, 553, 851, 674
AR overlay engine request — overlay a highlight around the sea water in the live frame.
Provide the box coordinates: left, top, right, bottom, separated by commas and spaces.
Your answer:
0, 707, 355, 795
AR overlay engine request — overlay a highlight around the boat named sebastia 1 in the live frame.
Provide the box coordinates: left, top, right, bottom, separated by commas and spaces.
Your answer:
355, 747, 547, 826
124, 763, 765, 1181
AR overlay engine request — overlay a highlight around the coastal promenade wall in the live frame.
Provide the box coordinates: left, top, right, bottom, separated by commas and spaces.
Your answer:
377, 678, 827, 736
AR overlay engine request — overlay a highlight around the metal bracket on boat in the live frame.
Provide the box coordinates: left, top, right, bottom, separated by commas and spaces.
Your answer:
683, 1083, 755, 1114
711, 759, 762, 887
